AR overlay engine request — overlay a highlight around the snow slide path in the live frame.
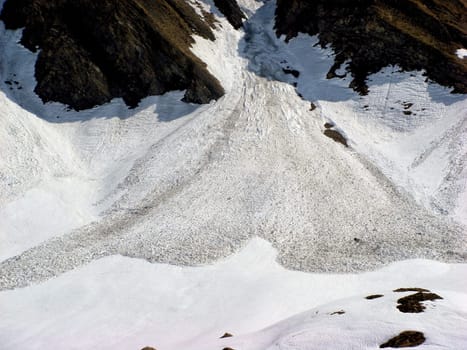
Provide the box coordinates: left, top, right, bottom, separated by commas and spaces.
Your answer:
1, 67, 465, 290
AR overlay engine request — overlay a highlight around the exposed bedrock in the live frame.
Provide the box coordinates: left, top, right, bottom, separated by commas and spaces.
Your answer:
0, 0, 225, 110
275, 0, 467, 94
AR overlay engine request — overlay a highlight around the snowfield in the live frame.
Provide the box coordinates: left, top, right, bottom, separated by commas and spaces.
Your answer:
1, 238, 467, 350
0, 0, 466, 349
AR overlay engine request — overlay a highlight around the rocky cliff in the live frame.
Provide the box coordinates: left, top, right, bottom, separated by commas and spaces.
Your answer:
275, 0, 467, 94
214, 0, 246, 29
0, 0, 228, 110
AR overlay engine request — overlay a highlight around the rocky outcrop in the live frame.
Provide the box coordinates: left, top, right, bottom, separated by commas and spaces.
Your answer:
380, 331, 426, 348
0, 0, 225, 110
275, 0, 467, 94
214, 0, 246, 29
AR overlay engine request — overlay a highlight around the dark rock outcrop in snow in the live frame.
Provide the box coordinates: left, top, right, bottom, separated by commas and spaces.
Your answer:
213, 0, 246, 29
275, 0, 467, 94
396, 291, 443, 313
0, 0, 225, 110
380, 331, 426, 348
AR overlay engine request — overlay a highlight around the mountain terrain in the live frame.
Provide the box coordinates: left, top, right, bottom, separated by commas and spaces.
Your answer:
0, 0, 245, 109
275, 0, 467, 94
0, 0, 466, 349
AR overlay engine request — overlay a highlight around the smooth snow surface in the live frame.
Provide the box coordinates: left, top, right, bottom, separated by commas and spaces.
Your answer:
1, 238, 467, 350
1, 0, 467, 348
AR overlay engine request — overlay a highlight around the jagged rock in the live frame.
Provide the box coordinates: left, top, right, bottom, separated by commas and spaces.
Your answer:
0, 0, 225, 110
275, 0, 467, 95
213, 0, 246, 29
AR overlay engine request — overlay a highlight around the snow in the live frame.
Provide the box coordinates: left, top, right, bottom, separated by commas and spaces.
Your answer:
0, 0, 467, 349
456, 48, 467, 59
0, 20, 207, 260
1, 238, 466, 350
240, 1, 467, 225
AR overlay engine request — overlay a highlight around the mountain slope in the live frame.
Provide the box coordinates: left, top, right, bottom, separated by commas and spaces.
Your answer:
275, 0, 467, 95
0, 0, 225, 109
0, 0, 466, 349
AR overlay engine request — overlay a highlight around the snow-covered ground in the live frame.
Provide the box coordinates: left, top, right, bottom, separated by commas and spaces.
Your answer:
0, 0, 466, 348
1, 238, 467, 350
242, 1, 467, 225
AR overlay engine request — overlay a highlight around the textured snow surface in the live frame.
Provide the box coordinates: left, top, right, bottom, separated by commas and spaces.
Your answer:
0, 0, 467, 348
1, 239, 466, 350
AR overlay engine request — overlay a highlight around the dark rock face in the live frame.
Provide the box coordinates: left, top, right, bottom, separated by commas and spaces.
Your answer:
213, 0, 246, 29
380, 331, 426, 348
275, 0, 467, 94
0, 0, 225, 110
396, 291, 443, 313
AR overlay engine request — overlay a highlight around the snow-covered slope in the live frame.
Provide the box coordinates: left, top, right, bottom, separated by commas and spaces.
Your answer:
0, 0, 466, 348
242, 1, 467, 225
1, 238, 466, 350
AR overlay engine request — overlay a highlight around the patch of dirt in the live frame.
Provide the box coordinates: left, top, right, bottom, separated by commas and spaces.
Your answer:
220, 333, 233, 338
380, 330, 425, 348
141, 347, 157, 350
324, 122, 334, 129
0, 0, 225, 110
324, 129, 348, 147
397, 291, 443, 313
275, 0, 467, 95
366, 294, 384, 300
